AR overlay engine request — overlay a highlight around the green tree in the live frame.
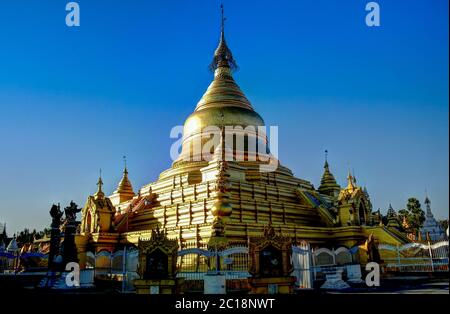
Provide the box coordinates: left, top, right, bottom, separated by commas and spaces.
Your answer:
15, 227, 50, 244
398, 198, 425, 234
0, 223, 7, 243
439, 219, 449, 233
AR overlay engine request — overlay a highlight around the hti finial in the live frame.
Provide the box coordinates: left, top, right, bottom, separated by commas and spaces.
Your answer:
221, 4, 226, 34
97, 169, 103, 186
210, 3, 237, 71
98, 168, 103, 185
123, 155, 127, 170
323, 149, 329, 168
425, 189, 431, 204
95, 168, 104, 199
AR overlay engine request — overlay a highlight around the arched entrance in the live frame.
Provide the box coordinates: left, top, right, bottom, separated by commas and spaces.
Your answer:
358, 203, 366, 225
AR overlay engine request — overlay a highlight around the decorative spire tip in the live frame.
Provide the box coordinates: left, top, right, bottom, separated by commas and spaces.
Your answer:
123, 155, 128, 173
210, 4, 238, 72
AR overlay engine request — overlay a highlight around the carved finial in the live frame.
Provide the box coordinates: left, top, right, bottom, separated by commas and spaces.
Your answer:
98, 168, 103, 187
95, 168, 105, 200
347, 167, 355, 190
221, 4, 226, 35
210, 4, 238, 71
425, 189, 431, 204
264, 225, 276, 238
123, 155, 127, 173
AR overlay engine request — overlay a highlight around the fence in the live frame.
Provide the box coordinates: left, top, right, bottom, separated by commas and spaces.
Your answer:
291, 241, 313, 289
291, 243, 362, 289
176, 241, 250, 292
86, 247, 139, 291
0, 251, 48, 273
379, 240, 449, 273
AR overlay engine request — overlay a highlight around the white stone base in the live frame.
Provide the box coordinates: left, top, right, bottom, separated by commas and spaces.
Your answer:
346, 264, 364, 284
204, 274, 226, 294
39, 270, 95, 289
320, 269, 350, 290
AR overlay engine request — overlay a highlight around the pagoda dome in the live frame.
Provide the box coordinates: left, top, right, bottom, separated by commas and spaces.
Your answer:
177, 22, 268, 163
185, 65, 265, 132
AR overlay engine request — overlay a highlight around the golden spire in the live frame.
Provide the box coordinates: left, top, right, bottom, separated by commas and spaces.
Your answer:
318, 150, 340, 197
346, 170, 356, 190
175, 5, 265, 165
210, 4, 237, 72
424, 189, 431, 205
94, 169, 105, 200
402, 215, 410, 229
195, 5, 253, 112
114, 156, 134, 195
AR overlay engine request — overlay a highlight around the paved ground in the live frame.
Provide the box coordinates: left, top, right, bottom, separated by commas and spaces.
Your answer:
377, 281, 448, 294
327, 280, 449, 294
1, 273, 448, 294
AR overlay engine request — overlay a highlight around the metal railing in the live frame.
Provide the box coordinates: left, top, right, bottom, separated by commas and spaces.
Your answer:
379, 240, 449, 273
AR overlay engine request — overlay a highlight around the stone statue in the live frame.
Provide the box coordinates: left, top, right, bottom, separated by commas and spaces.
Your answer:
48, 203, 63, 272
62, 201, 81, 266
367, 233, 382, 263
50, 204, 63, 228
64, 201, 81, 223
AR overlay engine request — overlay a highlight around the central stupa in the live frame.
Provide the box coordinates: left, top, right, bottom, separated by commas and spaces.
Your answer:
77, 8, 406, 259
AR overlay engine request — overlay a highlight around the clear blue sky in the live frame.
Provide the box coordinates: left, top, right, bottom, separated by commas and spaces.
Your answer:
0, 0, 448, 235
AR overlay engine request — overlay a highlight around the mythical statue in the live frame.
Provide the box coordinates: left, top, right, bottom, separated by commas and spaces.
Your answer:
49, 204, 63, 228
62, 201, 81, 265
367, 233, 382, 263
64, 201, 81, 223
48, 203, 63, 273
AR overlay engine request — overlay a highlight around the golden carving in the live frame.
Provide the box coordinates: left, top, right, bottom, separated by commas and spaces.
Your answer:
137, 227, 178, 280
248, 225, 293, 278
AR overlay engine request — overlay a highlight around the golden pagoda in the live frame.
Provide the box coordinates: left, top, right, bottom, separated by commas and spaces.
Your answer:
76, 10, 408, 265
